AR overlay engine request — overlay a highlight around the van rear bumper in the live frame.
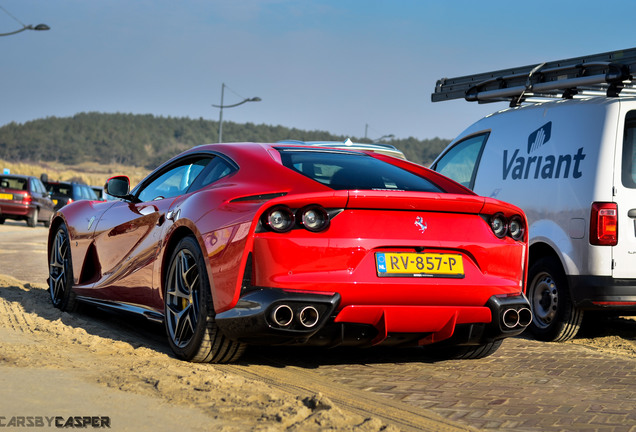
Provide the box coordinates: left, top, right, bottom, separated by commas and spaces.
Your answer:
569, 276, 636, 309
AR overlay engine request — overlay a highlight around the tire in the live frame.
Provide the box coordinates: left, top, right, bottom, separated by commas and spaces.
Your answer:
164, 236, 246, 363
43, 214, 51, 228
0, 217, 4, 224
27, 208, 38, 228
48, 223, 78, 311
527, 256, 583, 341
429, 339, 503, 360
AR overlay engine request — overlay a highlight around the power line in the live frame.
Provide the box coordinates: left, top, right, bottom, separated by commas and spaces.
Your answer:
0, 5, 26, 27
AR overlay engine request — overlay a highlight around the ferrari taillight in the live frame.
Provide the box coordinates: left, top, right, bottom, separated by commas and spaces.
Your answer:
265, 206, 295, 233
508, 216, 525, 241
489, 213, 508, 238
590, 202, 617, 246
486, 213, 526, 241
262, 204, 331, 233
299, 205, 329, 232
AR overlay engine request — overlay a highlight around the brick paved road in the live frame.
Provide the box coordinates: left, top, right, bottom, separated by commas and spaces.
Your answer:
251, 336, 636, 432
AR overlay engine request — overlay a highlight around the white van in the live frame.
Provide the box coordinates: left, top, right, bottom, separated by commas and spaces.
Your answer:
430, 48, 636, 341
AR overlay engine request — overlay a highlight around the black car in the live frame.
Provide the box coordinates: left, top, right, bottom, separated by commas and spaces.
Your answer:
0, 174, 55, 227
44, 181, 99, 210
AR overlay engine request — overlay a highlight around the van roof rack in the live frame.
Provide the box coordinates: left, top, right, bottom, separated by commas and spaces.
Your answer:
432, 47, 636, 106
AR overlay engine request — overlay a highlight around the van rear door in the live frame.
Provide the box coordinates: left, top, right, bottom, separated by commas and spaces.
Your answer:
611, 104, 636, 280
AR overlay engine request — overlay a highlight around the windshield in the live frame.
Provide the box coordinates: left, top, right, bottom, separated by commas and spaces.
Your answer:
278, 149, 442, 193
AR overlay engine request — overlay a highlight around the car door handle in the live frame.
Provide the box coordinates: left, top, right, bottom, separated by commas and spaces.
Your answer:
166, 209, 180, 221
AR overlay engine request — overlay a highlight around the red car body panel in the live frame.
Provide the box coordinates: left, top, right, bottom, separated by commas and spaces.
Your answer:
49, 142, 530, 352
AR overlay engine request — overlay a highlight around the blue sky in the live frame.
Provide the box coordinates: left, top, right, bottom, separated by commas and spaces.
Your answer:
1, 0, 635, 141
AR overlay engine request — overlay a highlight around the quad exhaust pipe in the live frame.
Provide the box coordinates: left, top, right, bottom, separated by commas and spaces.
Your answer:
271, 304, 320, 329
502, 307, 532, 329
299, 306, 319, 328
271, 304, 294, 327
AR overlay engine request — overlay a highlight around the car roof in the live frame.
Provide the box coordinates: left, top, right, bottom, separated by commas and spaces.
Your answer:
177, 142, 381, 166
0, 174, 33, 180
45, 180, 87, 186
277, 139, 406, 159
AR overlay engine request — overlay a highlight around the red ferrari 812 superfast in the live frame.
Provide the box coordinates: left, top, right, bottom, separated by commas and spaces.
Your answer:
48, 142, 531, 363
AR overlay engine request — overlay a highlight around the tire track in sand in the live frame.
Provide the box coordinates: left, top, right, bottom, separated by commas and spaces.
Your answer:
0, 289, 37, 335
218, 361, 477, 432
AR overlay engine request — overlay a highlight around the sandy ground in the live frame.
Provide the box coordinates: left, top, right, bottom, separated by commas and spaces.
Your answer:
0, 223, 411, 431
565, 313, 636, 358
0, 274, 410, 432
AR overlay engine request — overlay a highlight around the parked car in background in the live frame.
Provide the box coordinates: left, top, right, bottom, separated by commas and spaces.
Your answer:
0, 174, 55, 227
91, 186, 104, 200
48, 142, 530, 364
44, 181, 99, 211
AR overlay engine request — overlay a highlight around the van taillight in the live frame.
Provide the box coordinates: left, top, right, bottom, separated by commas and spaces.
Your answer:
590, 202, 617, 246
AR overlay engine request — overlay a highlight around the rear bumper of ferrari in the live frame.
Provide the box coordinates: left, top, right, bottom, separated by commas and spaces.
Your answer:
215, 288, 531, 347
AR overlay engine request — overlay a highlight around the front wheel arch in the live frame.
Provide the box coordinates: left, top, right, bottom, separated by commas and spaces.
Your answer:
163, 235, 245, 363
161, 226, 201, 300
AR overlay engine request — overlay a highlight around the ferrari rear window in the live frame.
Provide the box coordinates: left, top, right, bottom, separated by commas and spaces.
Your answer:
278, 149, 442, 192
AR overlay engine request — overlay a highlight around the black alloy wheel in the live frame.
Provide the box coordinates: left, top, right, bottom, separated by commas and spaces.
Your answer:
48, 223, 78, 311
164, 236, 245, 363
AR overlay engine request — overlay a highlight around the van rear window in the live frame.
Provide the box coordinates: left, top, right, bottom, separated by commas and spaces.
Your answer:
622, 111, 636, 188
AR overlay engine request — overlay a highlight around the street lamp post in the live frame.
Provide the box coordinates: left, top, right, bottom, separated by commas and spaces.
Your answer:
0, 23, 50, 37
0, 6, 50, 37
212, 83, 261, 143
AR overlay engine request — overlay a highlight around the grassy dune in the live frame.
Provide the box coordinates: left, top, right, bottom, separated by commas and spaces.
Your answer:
0, 159, 149, 188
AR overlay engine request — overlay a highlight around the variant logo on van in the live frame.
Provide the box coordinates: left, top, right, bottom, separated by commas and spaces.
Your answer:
503, 122, 586, 180
527, 122, 552, 153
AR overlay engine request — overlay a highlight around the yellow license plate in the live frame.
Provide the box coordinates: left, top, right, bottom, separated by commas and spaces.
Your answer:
0, 193, 12, 200
376, 252, 464, 278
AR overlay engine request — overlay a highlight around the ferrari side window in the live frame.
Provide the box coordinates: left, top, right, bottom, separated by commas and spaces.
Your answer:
137, 158, 212, 202
196, 158, 235, 188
